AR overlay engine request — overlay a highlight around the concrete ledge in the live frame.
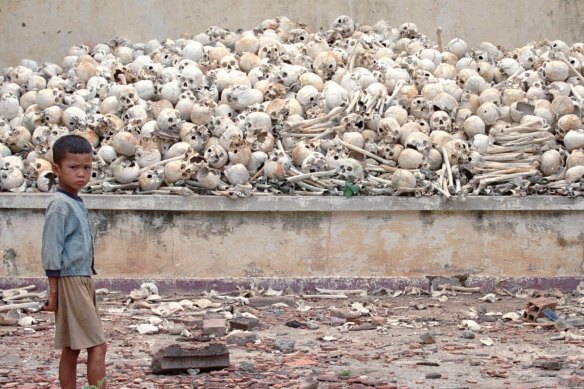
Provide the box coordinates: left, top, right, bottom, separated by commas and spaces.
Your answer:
3, 194, 584, 280
1, 277, 581, 294
1, 194, 584, 212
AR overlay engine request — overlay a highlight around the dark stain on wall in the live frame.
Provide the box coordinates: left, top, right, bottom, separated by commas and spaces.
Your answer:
418, 210, 435, 227
2, 248, 18, 276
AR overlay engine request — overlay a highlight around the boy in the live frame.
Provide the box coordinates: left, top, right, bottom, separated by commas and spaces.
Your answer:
41, 134, 107, 389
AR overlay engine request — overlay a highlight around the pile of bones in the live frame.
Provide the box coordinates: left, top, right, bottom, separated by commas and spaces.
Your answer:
2, 15, 584, 198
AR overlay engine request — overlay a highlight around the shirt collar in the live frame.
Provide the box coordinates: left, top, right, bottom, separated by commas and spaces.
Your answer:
57, 188, 83, 202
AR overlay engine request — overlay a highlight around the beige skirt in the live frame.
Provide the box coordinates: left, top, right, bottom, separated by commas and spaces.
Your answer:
55, 276, 105, 350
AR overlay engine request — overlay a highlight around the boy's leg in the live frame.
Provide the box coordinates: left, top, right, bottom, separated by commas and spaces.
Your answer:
59, 347, 80, 389
87, 342, 107, 387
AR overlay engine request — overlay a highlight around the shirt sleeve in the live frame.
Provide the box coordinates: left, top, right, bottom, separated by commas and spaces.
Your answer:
41, 203, 67, 277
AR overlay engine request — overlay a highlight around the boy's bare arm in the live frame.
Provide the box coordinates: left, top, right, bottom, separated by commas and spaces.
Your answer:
44, 277, 58, 312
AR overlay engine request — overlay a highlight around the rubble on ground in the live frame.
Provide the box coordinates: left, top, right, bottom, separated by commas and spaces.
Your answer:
1, 281, 584, 387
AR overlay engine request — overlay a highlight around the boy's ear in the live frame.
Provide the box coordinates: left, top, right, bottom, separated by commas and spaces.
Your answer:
51, 163, 60, 176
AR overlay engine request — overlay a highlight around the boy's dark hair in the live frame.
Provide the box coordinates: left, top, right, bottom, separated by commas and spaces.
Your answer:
52, 135, 93, 165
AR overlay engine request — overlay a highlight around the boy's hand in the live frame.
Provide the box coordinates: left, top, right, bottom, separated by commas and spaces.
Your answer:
43, 294, 57, 312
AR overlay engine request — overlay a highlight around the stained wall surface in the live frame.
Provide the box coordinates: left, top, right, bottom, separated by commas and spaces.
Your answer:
2, 0, 584, 68
1, 194, 583, 280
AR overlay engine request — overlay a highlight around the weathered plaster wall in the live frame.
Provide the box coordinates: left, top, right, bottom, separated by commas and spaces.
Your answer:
2, 0, 584, 68
1, 195, 583, 282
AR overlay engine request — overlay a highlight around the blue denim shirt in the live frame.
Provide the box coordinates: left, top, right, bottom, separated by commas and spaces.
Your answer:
41, 190, 96, 277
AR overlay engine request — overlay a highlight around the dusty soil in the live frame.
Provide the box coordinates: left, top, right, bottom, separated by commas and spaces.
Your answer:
1, 286, 584, 388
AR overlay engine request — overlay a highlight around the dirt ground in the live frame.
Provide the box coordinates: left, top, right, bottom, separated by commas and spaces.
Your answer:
1, 285, 584, 389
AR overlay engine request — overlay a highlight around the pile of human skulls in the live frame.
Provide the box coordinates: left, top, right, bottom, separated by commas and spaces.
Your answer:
1, 15, 584, 197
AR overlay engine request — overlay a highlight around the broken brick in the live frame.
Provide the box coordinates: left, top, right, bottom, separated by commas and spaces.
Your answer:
522, 298, 557, 322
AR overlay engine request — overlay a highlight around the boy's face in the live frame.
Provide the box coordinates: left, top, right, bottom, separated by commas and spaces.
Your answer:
52, 152, 93, 196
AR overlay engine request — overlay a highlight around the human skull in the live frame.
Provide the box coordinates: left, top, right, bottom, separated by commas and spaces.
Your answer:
377, 140, 404, 162
157, 108, 182, 132
175, 90, 197, 120
204, 144, 229, 168
182, 125, 210, 152
556, 114, 582, 141
444, 139, 471, 165
40, 105, 60, 127
227, 136, 252, 166
224, 85, 263, 110
301, 152, 328, 173
405, 132, 431, 155
225, 163, 250, 185
265, 98, 290, 123
399, 22, 418, 39
219, 54, 240, 71
429, 110, 452, 132
341, 113, 366, 132
264, 82, 287, 101
0, 93, 21, 120
0, 167, 25, 191
409, 96, 433, 120
164, 160, 195, 184
136, 166, 163, 191
540, 60, 570, 82
118, 86, 139, 109
264, 149, 292, 179
242, 111, 273, 136
247, 130, 275, 153
337, 158, 364, 181
331, 15, 355, 38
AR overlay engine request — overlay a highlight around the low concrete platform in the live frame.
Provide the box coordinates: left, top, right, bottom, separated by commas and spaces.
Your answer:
1, 194, 583, 288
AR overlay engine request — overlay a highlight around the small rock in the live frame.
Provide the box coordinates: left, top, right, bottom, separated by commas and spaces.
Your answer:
137, 323, 159, 334
478, 313, 498, 323
300, 378, 319, 389
425, 373, 442, 379
226, 331, 260, 346
559, 374, 583, 387
479, 293, 497, 302
420, 332, 436, 344
274, 338, 296, 354
502, 312, 521, 321
229, 316, 259, 331
306, 320, 320, 329
167, 324, 185, 335
431, 276, 461, 290
17, 316, 36, 327
285, 320, 304, 328
371, 316, 386, 325
533, 357, 564, 371
316, 374, 340, 382
239, 361, 256, 372
461, 320, 481, 332
479, 337, 494, 346
461, 330, 475, 339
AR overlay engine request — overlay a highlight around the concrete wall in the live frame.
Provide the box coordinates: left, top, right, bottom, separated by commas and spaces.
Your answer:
2, 0, 584, 68
1, 194, 583, 287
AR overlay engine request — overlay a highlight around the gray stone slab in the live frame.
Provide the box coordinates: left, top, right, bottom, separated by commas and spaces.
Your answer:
150, 342, 230, 374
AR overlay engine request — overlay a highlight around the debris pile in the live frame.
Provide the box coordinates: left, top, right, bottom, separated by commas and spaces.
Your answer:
1, 16, 584, 197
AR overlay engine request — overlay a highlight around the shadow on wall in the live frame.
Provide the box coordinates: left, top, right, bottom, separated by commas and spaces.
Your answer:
2, 0, 584, 67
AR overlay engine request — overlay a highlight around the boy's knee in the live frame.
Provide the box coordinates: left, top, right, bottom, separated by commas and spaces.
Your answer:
63, 347, 80, 357
89, 343, 107, 357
